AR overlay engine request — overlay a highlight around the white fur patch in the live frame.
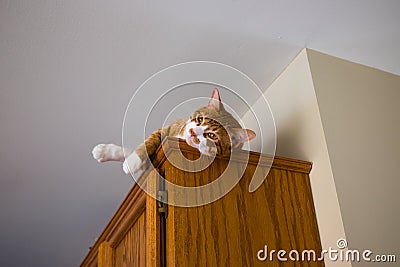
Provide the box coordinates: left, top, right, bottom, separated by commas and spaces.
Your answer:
122, 152, 144, 174
183, 120, 214, 155
183, 121, 206, 139
92, 144, 129, 162
198, 142, 217, 156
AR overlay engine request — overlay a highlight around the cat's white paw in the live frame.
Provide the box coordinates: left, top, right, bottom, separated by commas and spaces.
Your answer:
92, 144, 126, 162
92, 144, 109, 162
123, 152, 144, 174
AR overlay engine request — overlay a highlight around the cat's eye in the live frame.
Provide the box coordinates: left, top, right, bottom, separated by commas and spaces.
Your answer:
207, 132, 216, 139
197, 116, 203, 124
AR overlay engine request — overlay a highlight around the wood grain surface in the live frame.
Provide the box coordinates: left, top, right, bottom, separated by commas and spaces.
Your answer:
146, 170, 161, 267
81, 138, 322, 267
98, 241, 113, 267
114, 212, 146, 267
163, 139, 323, 266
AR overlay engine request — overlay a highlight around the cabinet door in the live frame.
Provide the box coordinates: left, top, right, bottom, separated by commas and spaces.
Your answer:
163, 155, 324, 266
95, 169, 162, 267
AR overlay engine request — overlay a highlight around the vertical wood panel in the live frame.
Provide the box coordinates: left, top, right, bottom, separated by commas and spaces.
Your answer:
98, 241, 113, 267
114, 212, 146, 267
146, 170, 161, 267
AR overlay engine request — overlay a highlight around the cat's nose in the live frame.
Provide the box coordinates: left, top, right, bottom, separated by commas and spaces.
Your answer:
189, 128, 196, 137
189, 126, 203, 137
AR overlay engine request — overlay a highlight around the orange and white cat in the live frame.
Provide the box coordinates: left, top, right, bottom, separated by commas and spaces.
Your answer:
92, 88, 256, 175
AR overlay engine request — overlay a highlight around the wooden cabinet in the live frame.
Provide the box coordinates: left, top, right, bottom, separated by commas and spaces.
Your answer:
81, 137, 324, 267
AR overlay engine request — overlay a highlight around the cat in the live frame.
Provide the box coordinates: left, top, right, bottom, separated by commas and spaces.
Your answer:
92, 88, 256, 175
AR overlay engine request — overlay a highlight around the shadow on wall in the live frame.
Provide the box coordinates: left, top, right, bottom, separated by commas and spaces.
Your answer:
275, 108, 310, 160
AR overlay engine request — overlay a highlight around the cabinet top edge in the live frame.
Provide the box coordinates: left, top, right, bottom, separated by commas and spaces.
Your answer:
152, 137, 312, 174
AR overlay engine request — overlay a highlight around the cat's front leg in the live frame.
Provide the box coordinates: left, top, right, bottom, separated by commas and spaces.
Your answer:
122, 129, 163, 175
92, 144, 132, 162
92, 143, 143, 175
122, 152, 145, 175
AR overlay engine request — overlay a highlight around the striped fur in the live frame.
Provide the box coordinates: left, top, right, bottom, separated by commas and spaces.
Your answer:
93, 88, 256, 175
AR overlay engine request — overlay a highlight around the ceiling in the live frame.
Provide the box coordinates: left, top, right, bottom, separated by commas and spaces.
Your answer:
0, 0, 399, 266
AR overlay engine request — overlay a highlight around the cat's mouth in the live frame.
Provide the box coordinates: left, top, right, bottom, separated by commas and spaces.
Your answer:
190, 135, 200, 145
185, 136, 200, 148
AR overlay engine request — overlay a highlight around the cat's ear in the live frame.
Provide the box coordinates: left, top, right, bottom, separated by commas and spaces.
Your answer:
208, 88, 224, 110
230, 128, 256, 147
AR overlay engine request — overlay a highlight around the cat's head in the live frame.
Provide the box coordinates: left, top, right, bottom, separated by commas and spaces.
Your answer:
182, 88, 256, 156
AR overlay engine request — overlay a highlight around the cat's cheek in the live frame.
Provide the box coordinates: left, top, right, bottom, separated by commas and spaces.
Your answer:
122, 152, 143, 174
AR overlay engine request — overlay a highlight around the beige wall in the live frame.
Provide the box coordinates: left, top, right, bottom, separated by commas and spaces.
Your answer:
308, 49, 400, 266
242, 49, 350, 267
244, 48, 400, 266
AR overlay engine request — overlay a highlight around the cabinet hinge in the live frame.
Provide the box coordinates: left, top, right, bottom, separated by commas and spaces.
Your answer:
157, 190, 168, 218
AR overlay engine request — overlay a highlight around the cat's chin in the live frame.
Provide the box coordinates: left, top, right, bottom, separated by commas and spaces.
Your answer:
185, 138, 217, 157
185, 138, 199, 149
